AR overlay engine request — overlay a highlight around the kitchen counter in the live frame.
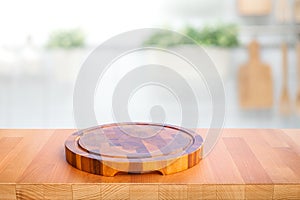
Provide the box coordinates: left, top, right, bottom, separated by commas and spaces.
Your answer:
0, 129, 299, 199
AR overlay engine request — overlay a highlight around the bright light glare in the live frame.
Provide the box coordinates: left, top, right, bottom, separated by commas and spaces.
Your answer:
0, 0, 164, 46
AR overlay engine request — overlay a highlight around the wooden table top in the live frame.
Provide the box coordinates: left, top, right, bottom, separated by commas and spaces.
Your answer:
0, 129, 300, 200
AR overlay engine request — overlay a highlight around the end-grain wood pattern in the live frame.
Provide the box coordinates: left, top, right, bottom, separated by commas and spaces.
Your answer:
65, 122, 203, 176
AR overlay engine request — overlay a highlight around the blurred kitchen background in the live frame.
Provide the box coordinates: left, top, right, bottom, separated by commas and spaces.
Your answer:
1, 0, 300, 128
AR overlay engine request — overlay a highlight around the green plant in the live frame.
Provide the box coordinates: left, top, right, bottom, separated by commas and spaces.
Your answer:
46, 28, 85, 49
143, 31, 192, 48
144, 24, 239, 48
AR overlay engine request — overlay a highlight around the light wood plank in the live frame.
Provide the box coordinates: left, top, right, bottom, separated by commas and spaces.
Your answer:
284, 130, 300, 156
130, 185, 158, 200
241, 131, 296, 183
159, 185, 187, 200
223, 137, 272, 184
0, 130, 53, 183
43, 184, 72, 200
217, 185, 245, 200
101, 184, 129, 200
72, 184, 101, 200
16, 184, 44, 200
206, 138, 244, 184
245, 185, 273, 200
0, 184, 16, 200
187, 184, 216, 200
274, 185, 300, 200
0, 137, 22, 165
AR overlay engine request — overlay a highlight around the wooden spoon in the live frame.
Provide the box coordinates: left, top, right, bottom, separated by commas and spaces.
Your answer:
296, 41, 300, 114
280, 42, 291, 115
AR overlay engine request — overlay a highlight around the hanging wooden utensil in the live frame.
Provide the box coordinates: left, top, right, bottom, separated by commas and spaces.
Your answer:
294, 0, 300, 23
296, 42, 300, 114
279, 43, 291, 115
275, 0, 292, 23
239, 40, 273, 109
237, 0, 272, 16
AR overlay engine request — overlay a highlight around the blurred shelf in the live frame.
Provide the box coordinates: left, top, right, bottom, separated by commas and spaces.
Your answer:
238, 24, 300, 48
237, 42, 298, 49
239, 24, 300, 35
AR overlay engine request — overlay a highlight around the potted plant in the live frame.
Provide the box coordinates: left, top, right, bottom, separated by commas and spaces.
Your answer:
144, 24, 239, 80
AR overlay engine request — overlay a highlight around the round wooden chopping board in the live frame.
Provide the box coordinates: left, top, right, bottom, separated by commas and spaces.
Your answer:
65, 122, 203, 176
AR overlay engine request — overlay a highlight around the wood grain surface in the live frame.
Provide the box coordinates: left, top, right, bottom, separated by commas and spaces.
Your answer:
65, 123, 203, 176
0, 129, 300, 199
